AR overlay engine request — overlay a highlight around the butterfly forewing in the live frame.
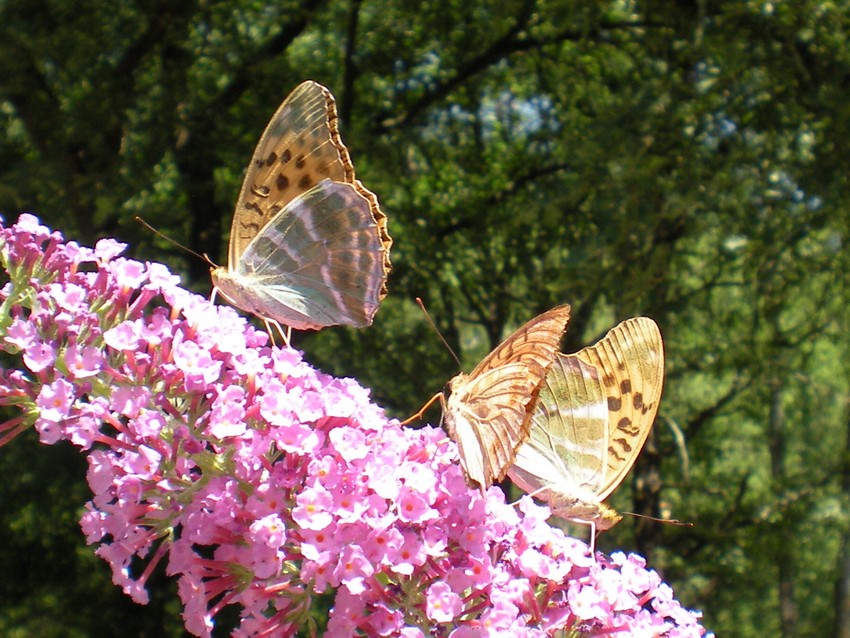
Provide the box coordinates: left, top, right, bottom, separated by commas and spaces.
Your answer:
212, 80, 392, 332
230, 82, 351, 262
443, 304, 571, 490
576, 317, 664, 499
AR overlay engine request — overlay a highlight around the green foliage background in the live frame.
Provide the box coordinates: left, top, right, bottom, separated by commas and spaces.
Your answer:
2, 1, 849, 636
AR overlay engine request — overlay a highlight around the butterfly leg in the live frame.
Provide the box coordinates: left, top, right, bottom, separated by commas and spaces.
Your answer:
588, 521, 597, 557
507, 485, 550, 509
263, 320, 292, 348
264, 321, 278, 347
400, 392, 442, 425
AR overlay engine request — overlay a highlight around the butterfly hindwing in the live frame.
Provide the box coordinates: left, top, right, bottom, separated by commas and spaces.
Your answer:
510, 354, 608, 497
227, 179, 387, 328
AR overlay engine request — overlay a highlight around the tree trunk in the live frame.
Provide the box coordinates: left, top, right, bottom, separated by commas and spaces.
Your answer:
833, 395, 850, 638
768, 380, 798, 636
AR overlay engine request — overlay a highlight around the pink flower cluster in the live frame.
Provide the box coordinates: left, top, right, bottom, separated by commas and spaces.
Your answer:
0, 214, 711, 637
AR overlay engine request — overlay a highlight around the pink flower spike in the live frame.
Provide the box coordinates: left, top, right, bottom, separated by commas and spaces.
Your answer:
0, 216, 712, 638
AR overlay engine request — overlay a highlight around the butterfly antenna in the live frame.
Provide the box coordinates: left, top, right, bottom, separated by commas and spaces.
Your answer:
401, 298, 458, 426
415, 297, 462, 370
135, 216, 216, 266
622, 511, 694, 527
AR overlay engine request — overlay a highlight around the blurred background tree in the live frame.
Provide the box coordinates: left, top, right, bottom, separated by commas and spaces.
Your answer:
1, 0, 849, 636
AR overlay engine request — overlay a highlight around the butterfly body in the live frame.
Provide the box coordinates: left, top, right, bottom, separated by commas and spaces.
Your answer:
211, 81, 391, 332
442, 305, 572, 491
508, 317, 664, 531
535, 490, 623, 531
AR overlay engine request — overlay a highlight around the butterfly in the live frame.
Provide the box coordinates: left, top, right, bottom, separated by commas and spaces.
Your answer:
429, 305, 572, 492
210, 81, 392, 341
508, 316, 664, 536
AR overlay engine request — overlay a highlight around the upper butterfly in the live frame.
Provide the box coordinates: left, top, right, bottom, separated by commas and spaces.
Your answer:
210, 81, 392, 334
440, 305, 572, 492
508, 317, 664, 533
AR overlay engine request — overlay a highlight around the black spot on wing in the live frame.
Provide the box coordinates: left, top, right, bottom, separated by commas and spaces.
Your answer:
633, 392, 644, 410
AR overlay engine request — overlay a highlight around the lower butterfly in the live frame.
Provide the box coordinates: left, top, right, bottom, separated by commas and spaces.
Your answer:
508, 317, 664, 542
